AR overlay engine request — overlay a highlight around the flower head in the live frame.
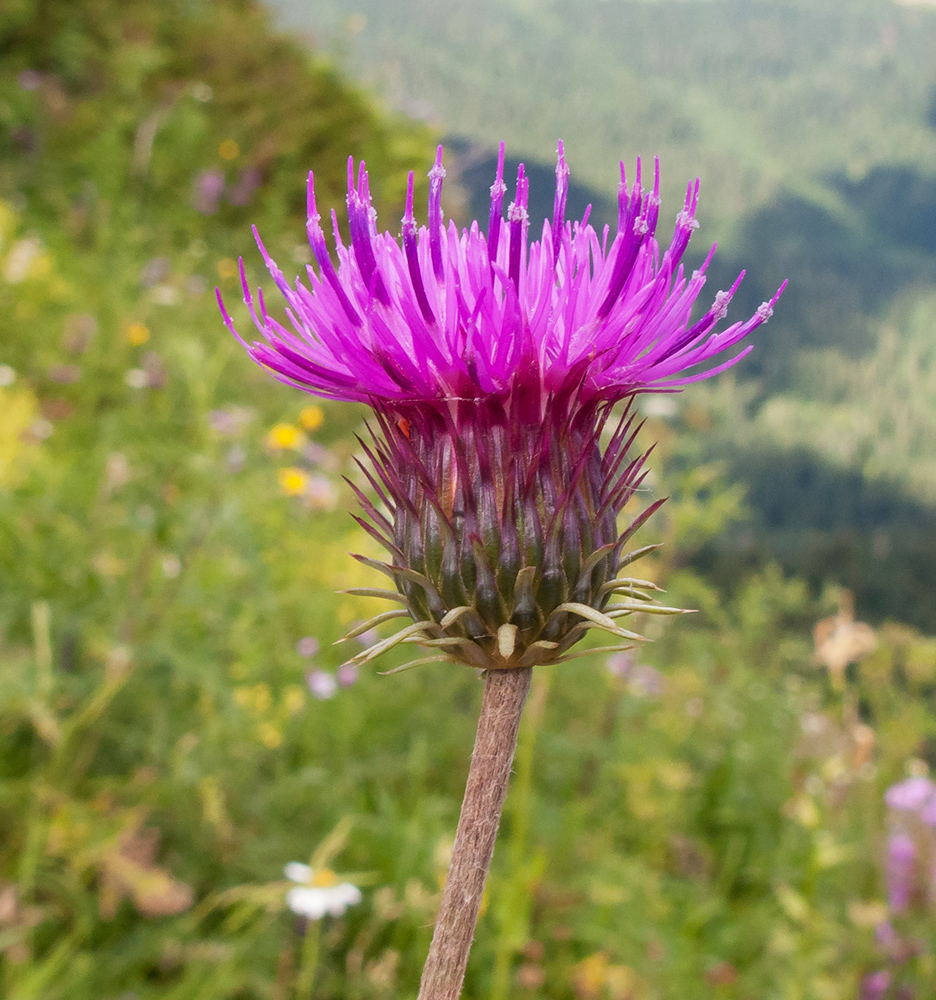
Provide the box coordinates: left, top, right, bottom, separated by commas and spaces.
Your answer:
887, 832, 918, 913
222, 142, 782, 408
883, 773, 936, 916
221, 143, 784, 671
885, 776, 936, 814
193, 168, 225, 215
860, 970, 892, 1000
284, 862, 362, 919
306, 669, 337, 700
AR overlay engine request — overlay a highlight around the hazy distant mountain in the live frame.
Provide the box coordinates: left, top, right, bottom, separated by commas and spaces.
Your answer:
265, 0, 936, 626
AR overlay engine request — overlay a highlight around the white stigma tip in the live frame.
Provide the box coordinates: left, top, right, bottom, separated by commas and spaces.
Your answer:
507, 202, 528, 224
713, 289, 731, 319
676, 210, 700, 230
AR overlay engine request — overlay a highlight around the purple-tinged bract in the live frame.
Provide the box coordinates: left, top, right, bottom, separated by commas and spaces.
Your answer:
220, 143, 785, 671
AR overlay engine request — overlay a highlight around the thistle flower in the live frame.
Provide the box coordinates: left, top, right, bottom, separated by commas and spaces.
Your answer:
222, 142, 783, 1000
219, 142, 784, 674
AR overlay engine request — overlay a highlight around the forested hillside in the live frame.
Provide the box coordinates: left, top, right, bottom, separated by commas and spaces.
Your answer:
271, 0, 936, 627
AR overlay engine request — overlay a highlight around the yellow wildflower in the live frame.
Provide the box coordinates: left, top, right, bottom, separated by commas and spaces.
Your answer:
299, 404, 324, 432
233, 683, 272, 715
218, 139, 240, 160
283, 685, 306, 716
265, 423, 303, 450
258, 722, 283, 749
125, 322, 150, 346
278, 467, 308, 496
217, 258, 238, 280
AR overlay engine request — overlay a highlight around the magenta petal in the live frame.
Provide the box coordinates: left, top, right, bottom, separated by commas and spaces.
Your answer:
221, 142, 782, 409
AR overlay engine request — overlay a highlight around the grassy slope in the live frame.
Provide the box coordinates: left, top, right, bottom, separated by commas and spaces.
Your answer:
2, 3, 936, 998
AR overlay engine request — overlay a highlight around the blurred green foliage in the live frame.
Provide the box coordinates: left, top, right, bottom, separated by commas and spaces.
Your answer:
2, 1, 936, 998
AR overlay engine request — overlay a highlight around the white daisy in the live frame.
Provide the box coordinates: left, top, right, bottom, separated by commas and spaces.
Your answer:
284, 862, 362, 919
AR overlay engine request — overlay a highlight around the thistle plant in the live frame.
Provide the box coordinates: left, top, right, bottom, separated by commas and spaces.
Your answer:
220, 142, 783, 1000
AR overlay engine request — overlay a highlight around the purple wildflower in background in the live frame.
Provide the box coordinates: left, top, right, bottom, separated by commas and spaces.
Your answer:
296, 636, 320, 658
336, 662, 359, 688
17, 69, 41, 90
228, 166, 263, 207
606, 651, 635, 678
860, 970, 892, 1000
883, 774, 936, 917
887, 833, 917, 913
193, 168, 225, 215
885, 777, 936, 813
219, 142, 784, 672
306, 669, 336, 700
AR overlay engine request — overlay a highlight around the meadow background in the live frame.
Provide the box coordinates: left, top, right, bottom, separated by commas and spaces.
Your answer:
1, 0, 936, 997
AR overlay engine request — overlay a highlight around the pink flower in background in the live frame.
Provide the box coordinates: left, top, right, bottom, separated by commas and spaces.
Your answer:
306, 669, 336, 700
193, 168, 225, 215
336, 662, 359, 688
887, 833, 917, 913
17, 69, 41, 90
883, 774, 936, 914
860, 970, 892, 1000
296, 636, 320, 658
606, 652, 635, 678
228, 166, 263, 207
885, 777, 936, 813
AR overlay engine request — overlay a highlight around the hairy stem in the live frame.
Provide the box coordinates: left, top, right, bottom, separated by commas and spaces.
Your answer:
417, 666, 533, 1000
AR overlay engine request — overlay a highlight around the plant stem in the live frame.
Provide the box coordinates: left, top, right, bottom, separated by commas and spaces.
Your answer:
417, 666, 533, 1000
489, 668, 551, 1000
295, 919, 321, 999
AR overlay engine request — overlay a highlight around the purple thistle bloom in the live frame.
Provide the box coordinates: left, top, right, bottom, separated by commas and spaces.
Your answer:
220, 143, 784, 671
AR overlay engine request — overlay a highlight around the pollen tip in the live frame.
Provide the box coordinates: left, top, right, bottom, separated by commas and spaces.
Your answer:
507, 201, 528, 224
429, 146, 446, 183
